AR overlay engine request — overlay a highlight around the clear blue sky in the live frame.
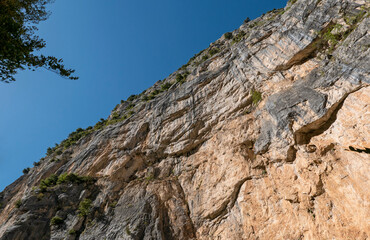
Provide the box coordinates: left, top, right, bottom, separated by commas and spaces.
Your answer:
0, 0, 287, 191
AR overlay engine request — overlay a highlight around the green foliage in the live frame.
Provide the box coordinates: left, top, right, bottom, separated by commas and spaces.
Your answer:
94, 118, 107, 130
78, 198, 92, 217
111, 111, 120, 120
49, 158, 59, 163
39, 174, 58, 192
143, 89, 162, 101
39, 173, 94, 192
176, 71, 190, 84
50, 216, 64, 226
201, 55, 209, 61
161, 82, 173, 91
344, 9, 367, 26
209, 47, 220, 56
37, 192, 44, 200
126, 103, 135, 110
126, 226, 132, 235
113, 104, 119, 112
179, 63, 189, 71
109, 201, 118, 208
128, 110, 135, 117
315, 23, 350, 54
322, 24, 343, 45
15, 199, 22, 208
0, 0, 78, 82
68, 229, 76, 235
251, 90, 262, 105
224, 32, 233, 40
145, 173, 155, 182
46, 147, 54, 156
22, 167, 30, 174
266, 8, 285, 21
314, 9, 368, 55
41, 126, 94, 154
288, 0, 297, 5
232, 31, 246, 44
127, 94, 137, 102
57, 173, 94, 185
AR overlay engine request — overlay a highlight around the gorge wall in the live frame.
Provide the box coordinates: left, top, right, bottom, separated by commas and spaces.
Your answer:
0, 0, 369, 239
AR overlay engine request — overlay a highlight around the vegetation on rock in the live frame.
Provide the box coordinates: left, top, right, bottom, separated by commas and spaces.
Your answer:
78, 198, 92, 217
50, 216, 63, 226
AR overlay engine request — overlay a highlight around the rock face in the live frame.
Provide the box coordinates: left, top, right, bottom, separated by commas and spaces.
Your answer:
0, 0, 369, 239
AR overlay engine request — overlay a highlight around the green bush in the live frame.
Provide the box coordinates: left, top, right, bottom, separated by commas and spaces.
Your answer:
202, 55, 209, 61
50, 216, 64, 226
46, 147, 54, 156
15, 199, 22, 208
109, 201, 118, 208
78, 198, 92, 217
111, 112, 120, 120
161, 82, 173, 91
57, 173, 94, 185
37, 193, 44, 200
232, 31, 246, 44
55, 149, 63, 155
22, 168, 30, 174
224, 32, 233, 40
94, 118, 107, 130
126, 226, 131, 235
39, 173, 94, 192
39, 174, 58, 192
126, 103, 135, 110
176, 74, 185, 83
251, 90, 262, 105
127, 94, 137, 102
176, 71, 190, 84
209, 47, 220, 56
49, 158, 59, 163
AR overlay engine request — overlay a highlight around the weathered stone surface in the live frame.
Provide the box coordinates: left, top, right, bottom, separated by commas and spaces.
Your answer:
1, 0, 369, 239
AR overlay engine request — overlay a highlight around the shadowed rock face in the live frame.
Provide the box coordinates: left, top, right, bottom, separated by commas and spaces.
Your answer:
1, 0, 369, 239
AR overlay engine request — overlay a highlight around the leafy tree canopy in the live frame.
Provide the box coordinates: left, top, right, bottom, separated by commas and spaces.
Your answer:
0, 0, 78, 83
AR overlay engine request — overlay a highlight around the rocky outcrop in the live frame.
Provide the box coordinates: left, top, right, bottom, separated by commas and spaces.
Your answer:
0, 0, 369, 239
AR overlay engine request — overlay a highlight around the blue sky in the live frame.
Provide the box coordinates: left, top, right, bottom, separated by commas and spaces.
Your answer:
0, 0, 287, 191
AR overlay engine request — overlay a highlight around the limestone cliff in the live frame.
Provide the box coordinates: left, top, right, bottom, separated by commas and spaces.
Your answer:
0, 0, 369, 239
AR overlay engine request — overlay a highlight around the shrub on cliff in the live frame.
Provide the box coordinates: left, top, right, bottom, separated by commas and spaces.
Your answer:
38, 173, 94, 192
224, 32, 233, 40
78, 198, 92, 217
50, 216, 63, 226
15, 199, 22, 208
251, 90, 262, 105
